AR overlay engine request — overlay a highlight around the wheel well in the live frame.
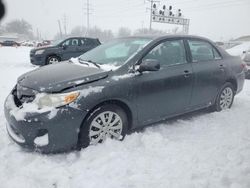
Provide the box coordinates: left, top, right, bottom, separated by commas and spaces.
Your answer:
46, 54, 61, 61
76, 100, 133, 148
226, 78, 237, 92
81, 100, 133, 131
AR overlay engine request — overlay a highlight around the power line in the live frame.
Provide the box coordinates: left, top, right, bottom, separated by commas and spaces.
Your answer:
162, 0, 247, 6
184, 0, 249, 12
93, 0, 144, 8
93, 2, 146, 15
91, 1, 147, 18
83, 0, 92, 35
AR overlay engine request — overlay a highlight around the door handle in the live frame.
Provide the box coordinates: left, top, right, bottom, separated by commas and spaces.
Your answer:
183, 70, 191, 78
219, 64, 225, 72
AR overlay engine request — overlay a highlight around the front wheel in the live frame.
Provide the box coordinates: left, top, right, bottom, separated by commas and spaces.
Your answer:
46, 56, 60, 65
78, 104, 128, 148
214, 83, 235, 111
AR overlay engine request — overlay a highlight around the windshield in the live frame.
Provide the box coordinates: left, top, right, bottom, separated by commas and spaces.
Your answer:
51, 39, 64, 46
79, 38, 151, 66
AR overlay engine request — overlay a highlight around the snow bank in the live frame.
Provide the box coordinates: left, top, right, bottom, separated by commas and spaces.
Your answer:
1, 46, 250, 188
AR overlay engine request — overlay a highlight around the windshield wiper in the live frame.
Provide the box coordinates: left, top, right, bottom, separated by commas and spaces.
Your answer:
78, 58, 100, 69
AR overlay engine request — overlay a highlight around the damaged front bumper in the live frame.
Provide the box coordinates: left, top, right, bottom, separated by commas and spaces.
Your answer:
4, 94, 88, 153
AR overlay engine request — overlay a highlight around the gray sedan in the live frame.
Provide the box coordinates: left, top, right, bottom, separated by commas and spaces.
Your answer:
4, 35, 245, 153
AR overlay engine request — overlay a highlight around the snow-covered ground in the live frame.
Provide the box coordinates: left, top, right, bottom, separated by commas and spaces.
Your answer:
0, 46, 250, 188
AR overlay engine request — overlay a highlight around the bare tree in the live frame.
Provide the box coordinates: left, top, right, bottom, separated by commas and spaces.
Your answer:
5, 19, 34, 38
85, 26, 114, 42
117, 27, 131, 37
55, 26, 114, 42
70, 26, 88, 37
0, 25, 4, 34
133, 28, 167, 36
172, 27, 179, 34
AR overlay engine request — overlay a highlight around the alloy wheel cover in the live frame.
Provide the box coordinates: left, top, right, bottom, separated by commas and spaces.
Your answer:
89, 111, 123, 145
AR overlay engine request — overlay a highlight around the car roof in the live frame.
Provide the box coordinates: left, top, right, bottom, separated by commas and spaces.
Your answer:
64, 37, 99, 40
119, 34, 213, 43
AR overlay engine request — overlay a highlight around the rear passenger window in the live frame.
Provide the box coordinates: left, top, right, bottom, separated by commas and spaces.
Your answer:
143, 40, 187, 66
188, 40, 221, 62
80, 39, 94, 46
71, 39, 79, 46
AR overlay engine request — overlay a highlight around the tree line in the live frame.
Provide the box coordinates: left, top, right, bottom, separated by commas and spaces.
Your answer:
0, 19, 180, 41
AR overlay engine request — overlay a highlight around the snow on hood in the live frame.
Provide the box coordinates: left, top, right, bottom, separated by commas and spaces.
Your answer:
79, 86, 104, 98
70, 57, 120, 71
111, 73, 135, 81
17, 61, 108, 93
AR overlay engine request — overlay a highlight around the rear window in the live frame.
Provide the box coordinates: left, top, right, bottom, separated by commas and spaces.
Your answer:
80, 38, 98, 46
188, 40, 221, 62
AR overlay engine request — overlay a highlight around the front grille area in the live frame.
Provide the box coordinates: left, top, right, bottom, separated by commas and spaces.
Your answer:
30, 50, 35, 57
12, 84, 37, 107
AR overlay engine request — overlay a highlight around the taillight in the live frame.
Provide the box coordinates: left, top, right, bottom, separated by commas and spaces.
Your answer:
241, 62, 247, 72
241, 63, 246, 69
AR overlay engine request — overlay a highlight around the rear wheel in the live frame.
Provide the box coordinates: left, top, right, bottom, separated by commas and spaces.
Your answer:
78, 104, 128, 148
46, 55, 60, 65
213, 82, 235, 111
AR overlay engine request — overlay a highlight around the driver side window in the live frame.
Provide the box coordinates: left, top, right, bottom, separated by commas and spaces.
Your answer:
71, 39, 79, 46
62, 39, 79, 46
62, 39, 71, 46
143, 40, 187, 66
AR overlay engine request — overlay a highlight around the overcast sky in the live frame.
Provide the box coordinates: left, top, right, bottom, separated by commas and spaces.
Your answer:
1, 0, 250, 41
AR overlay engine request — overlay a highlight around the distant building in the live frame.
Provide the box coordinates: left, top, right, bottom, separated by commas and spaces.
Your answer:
234, 35, 250, 42
0, 34, 19, 42
0, 33, 30, 42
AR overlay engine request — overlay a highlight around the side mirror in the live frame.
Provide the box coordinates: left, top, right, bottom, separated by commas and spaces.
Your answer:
138, 59, 160, 73
62, 43, 67, 50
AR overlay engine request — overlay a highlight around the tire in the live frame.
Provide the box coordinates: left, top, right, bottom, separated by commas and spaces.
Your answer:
78, 104, 128, 149
213, 82, 235, 112
46, 55, 60, 65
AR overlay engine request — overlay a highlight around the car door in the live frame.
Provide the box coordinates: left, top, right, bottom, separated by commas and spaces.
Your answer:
60, 38, 80, 60
187, 39, 225, 108
134, 39, 194, 125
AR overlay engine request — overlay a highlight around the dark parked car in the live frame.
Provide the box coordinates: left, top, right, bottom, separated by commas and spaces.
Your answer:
4, 35, 245, 153
37, 40, 51, 47
30, 37, 101, 66
0, 40, 20, 47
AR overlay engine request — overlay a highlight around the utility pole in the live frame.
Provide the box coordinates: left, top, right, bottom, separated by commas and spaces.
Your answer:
147, 0, 159, 31
36, 28, 39, 41
63, 14, 67, 36
84, 0, 92, 36
149, 0, 153, 30
57, 20, 63, 39
87, 0, 90, 33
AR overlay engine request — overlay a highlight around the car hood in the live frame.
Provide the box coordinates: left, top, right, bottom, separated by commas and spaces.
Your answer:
17, 62, 108, 93
32, 45, 56, 51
